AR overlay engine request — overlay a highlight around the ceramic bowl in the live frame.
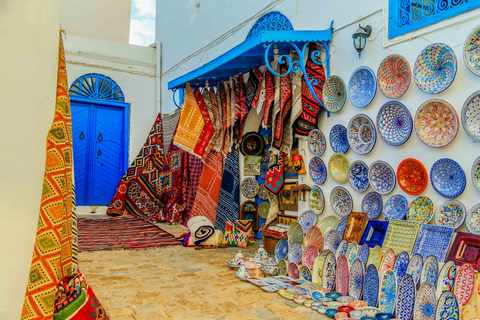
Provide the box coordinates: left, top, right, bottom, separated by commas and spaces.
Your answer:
349, 300, 368, 309
294, 294, 310, 304
350, 310, 367, 320
318, 297, 334, 305
375, 313, 396, 319
260, 263, 279, 276
338, 305, 355, 315
326, 308, 339, 318
360, 317, 377, 320
360, 307, 381, 317
327, 302, 344, 309
304, 300, 315, 307
335, 312, 348, 319
312, 290, 325, 301
317, 305, 329, 314
336, 296, 354, 305
326, 291, 343, 301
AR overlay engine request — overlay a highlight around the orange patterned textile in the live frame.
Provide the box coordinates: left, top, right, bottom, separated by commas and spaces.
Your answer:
21, 33, 77, 320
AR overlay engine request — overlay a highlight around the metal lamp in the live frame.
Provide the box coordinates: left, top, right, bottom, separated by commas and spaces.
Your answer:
352, 24, 372, 58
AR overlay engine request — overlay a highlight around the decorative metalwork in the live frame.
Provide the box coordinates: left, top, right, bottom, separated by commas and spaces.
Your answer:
69, 73, 125, 102
246, 11, 294, 39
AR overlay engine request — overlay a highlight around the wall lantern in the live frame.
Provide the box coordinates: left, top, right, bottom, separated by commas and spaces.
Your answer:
352, 24, 372, 58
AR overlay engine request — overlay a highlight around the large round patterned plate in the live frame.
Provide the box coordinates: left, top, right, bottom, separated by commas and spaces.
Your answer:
377, 54, 411, 99
349, 259, 364, 300
435, 291, 459, 320
304, 226, 323, 251
330, 186, 353, 216
407, 253, 423, 287
328, 153, 350, 183
308, 129, 326, 156
466, 203, 480, 235
258, 201, 270, 219
430, 158, 466, 198
275, 238, 289, 260
330, 124, 350, 154
302, 245, 319, 270
324, 230, 343, 254
453, 263, 475, 306
393, 251, 410, 284
368, 246, 383, 269
368, 161, 396, 195
379, 248, 396, 278
322, 251, 336, 291
287, 222, 304, 244
288, 262, 300, 280
414, 43, 457, 94
364, 264, 380, 307
462, 90, 480, 142
310, 185, 325, 214
257, 183, 269, 201
414, 282, 436, 320
396, 274, 416, 320
241, 177, 259, 198
414, 99, 459, 148
464, 24, 480, 76
335, 216, 349, 236
298, 210, 317, 233
313, 250, 330, 284
347, 114, 377, 154
361, 191, 383, 220
407, 196, 435, 224
358, 244, 370, 268
436, 260, 456, 299
346, 242, 358, 267
378, 269, 396, 314
348, 160, 369, 192
397, 158, 428, 195
471, 156, 480, 192
435, 200, 466, 229
324, 75, 347, 113
336, 254, 350, 296
310, 157, 327, 185
384, 194, 408, 221
288, 242, 303, 264
317, 215, 338, 236
278, 259, 288, 276
421, 255, 438, 288
348, 66, 377, 108
376, 101, 413, 146
300, 266, 312, 282
336, 239, 349, 259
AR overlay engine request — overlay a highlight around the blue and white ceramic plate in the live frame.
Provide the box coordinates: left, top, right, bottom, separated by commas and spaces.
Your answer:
348, 160, 369, 192
288, 242, 303, 264
436, 260, 457, 300
462, 90, 480, 142
335, 216, 349, 236
309, 157, 327, 185
393, 251, 410, 284
349, 259, 364, 300
471, 155, 480, 192
298, 210, 317, 233
358, 243, 370, 267
368, 161, 396, 195
322, 251, 337, 291
396, 274, 416, 320
435, 200, 466, 230
361, 191, 383, 219
324, 230, 343, 254
412, 224, 455, 263
346, 241, 359, 266
406, 254, 423, 287
275, 238, 289, 260
349, 66, 377, 108
430, 158, 466, 199
330, 124, 350, 154
364, 264, 380, 307
376, 101, 413, 146
378, 269, 397, 314
420, 255, 438, 287
414, 282, 437, 320
347, 114, 377, 154
308, 129, 326, 156
335, 239, 349, 259
465, 203, 480, 235
384, 194, 409, 221
435, 291, 459, 320
330, 186, 353, 217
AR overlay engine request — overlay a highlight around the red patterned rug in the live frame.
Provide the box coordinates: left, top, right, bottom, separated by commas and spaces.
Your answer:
78, 216, 182, 251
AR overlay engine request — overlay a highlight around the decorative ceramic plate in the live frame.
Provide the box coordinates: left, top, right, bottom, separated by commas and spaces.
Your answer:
360, 221, 389, 248
435, 200, 466, 229
324, 75, 347, 113
466, 203, 480, 235
368, 161, 396, 195
348, 160, 369, 192
288, 262, 300, 280
414, 99, 459, 148
324, 230, 343, 254
396, 274, 416, 320
335, 254, 349, 296
309, 186, 325, 215
397, 158, 428, 195
312, 251, 329, 284
412, 224, 455, 263
435, 291, 459, 320
310, 157, 327, 185
275, 238, 289, 260
335, 217, 349, 237
407, 196, 435, 224
336, 239, 349, 259
330, 124, 350, 154
378, 269, 396, 314
330, 186, 353, 216
384, 194, 409, 221
248, 278, 269, 286
377, 54, 411, 99
348, 66, 377, 108
278, 259, 288, 276
287, 222, 304, 244
420, 255, 438, 287
464, 24, 480, 76
414, 282, 437, 320
379, 248, 396, 277
343, 211, 367, 244
346, 242, 358, 267
288, 242, 303, 264
304, 226, 323, 250
414, 43, 457, 94
302, 245, 319, 270
322, 251, 337, 291
364, 264, 379, 307
241, 177, 259, 198
300, 266, 312, 282
349, 259, 364, 300
358, 244, 370, 267
261, 284, 290, 292
328, 153, 350, 183
430, 158, 466, 198
393, 251, 410, 284
407, 254, 424, 287
376, 101, 413, 146
472, 156, 480, 192
308, 129, 326, 156
258, 201, 270, 219
361, 191, 383, 219
453, 263, 475, 305
347, 114, 377, 154
257, 183, 269, 201
261, 277, 284, 285
462, 90, 480, 142
317, 215, 339, 236
368, 246, 383, 269
298, 210, 317, 233
278, 288, 296, 299
436, 260, 456, 299
383, 219, 420, 255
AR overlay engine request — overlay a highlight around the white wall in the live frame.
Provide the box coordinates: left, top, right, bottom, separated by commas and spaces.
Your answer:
0, 0, 62, 318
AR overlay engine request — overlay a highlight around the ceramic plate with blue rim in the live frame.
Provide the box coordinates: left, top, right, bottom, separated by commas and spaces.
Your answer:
298, 210, 317, 233
347, 114, 377, 154
346, 241, 359, 266
435, 200, 466, 230
378, 269, 397, 314
376, 101, 413, 146
348, 66, 377, 108
465, 203, 480, 235
335, 216, 349, 236
335, 239, 349, 259
471, 155, 480, 192
414, 282, 437, 320
349, 259, 364, 300
364, 263, 380, 307
317, 215, 339, 236
406, 253, 423, 287
329, 124, 350, 154
322, 251, 337, 291
384, 194, 409, 221
358, 243, 370, 267
360, 220, 389, 248
462, 90, 480, 142
330, 186, 353, 216
324, 230, 343, 254
396, 273, 416, 320
348, 160, 369, 192
324, 75, 347, 113
435, 291, 459, 320
393, 251, 410, 284
361, 191, 383, 219
430, 158, 466, 199
309, 185, 325, 215
275, 238, 289, 260
308, 129, 326, 156
436, 260, 457, 299
309, 157, 327, 185
412, 224, 455, 263
420, 255, 438, 287
288, 242, 303, 264
368, 160, 396, 195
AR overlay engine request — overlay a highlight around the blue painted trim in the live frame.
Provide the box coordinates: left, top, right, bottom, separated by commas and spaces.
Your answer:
70, 73, 125, 102
389, 0, 480, 39
246, 11, 294, 40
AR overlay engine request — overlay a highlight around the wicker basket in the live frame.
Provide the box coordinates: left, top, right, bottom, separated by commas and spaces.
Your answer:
261, 230, 287, 255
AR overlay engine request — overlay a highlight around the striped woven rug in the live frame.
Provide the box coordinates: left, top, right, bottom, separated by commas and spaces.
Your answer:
79, 216, 182, 251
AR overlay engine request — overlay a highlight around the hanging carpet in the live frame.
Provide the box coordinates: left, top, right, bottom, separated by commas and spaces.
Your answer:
264, 152, 284, 194
184, 153, 204, 226
262, 67, 275, 128
273, 65, 292, 151
193, 84, 213, 159
162, 109, 181, 155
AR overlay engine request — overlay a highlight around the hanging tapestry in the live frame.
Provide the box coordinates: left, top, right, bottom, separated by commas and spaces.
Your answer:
264, 152, 284, 194
256, 69, 267, 115
162, 109, 181, 155
209, 86, 223, 152
222, 82, 232, 155
233, 76, 241, 143
288, 51, 303, 150
270, 53, 281, 146
239, 74, 247, 141
246, 69, 260, 109
220, 83, 228, 155
173, 83, 205, 154
262, 67, 275, 128
21, 33, 78, 320
265, 189, 280, 228
215, 85, 225, 155
214, 146, 240, 232
184, 153, 204, 226
251, 67, 263, 109
193, 84, 213, 159
273, 65, 292, 150
201, 85, 217, 161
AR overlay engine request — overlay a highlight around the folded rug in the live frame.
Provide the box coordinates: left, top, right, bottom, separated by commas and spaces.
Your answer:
187, 216, 215, 244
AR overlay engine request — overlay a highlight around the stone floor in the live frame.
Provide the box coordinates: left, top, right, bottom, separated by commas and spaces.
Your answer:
78, 221, 329, 320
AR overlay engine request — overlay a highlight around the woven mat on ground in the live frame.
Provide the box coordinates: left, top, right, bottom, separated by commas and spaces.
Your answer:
78, 216, 182, 251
